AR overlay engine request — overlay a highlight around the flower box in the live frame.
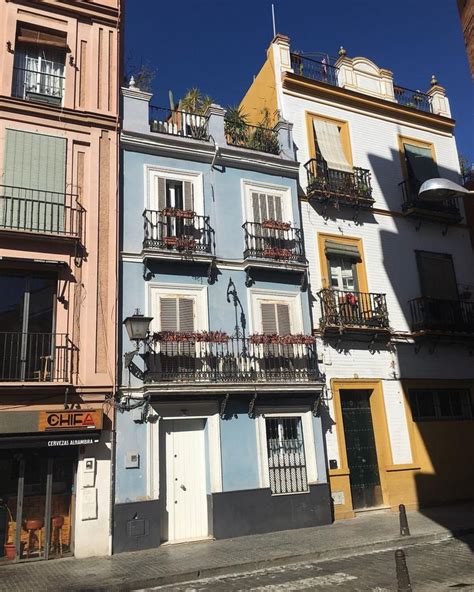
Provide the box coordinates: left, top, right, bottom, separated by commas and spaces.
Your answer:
261, 220, 291, 231
162, 208, 194, 219
263, 247, 293, 259
152, 331, 229, 343
249, 333, 315, 345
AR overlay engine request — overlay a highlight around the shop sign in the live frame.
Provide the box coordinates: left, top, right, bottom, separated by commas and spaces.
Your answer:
47, 436, 100, 447
39, 409, 103, 432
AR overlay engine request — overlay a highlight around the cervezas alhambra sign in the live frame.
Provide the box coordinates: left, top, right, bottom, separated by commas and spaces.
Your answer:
39, 409, 103, 432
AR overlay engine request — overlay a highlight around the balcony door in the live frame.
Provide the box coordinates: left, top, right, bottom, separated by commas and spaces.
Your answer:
149, 177, 195, 247
0, 272, 56, 381
2, 130, 66, 234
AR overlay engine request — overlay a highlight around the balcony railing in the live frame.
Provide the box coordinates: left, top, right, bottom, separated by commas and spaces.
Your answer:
143, 209, 214, 255
149, 106, 209, 140
12, 66, 64, 105
305, 158, 374, 205
243, 221, 305, 263
144, 337, 320, 383
0, 333, 72, 382
393, 86, 431, 113
225, 123, 280, 155
319, 289, 390, 330
409, 297, 474, 334
0, 185, 84, 239
399, 179, 461, 222
290, 54, 339, 87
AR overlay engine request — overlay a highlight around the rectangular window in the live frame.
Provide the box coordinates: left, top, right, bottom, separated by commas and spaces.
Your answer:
265, 417, 308, 494
251, 192, 283, 223
409, 389, 473, 421
12, 39, 66, 105
312, 119, 352, 173
158, 296, 196, 378
416, 251, 458, 300
0, 271, 56, 381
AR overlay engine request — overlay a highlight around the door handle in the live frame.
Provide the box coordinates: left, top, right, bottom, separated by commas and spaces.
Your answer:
180, 484, 186, 491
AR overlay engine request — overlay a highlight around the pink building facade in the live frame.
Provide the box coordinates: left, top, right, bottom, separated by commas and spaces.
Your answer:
0, 0, 121, 560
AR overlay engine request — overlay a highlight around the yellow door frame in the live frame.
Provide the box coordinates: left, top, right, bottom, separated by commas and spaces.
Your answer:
331, 379, 393, 513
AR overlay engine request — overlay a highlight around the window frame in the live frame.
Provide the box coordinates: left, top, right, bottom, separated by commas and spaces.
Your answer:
145, 165, 204, 215
305, 112, 353, 168
397, 135, 437, 182
241, 180, 294, 227
409, 388, 473, 422
256, 409, 318, 493
249, 289, 304, 335
147, 284, 208, 334
317, 233, 368, 293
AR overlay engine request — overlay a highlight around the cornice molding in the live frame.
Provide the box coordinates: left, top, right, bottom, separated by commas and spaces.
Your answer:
283, 73, 455, 134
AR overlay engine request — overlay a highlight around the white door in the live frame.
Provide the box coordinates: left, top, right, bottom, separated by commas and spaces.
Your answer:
160, 419, 208, 542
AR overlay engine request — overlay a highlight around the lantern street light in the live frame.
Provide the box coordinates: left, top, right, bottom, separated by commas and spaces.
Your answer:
418, 178, 473, 202
123, 310, 153, 378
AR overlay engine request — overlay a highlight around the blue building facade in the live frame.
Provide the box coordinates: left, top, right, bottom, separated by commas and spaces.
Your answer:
113, 82, 331, 553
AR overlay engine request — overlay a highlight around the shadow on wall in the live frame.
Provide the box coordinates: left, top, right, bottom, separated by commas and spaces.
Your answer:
368, 147, 474, 548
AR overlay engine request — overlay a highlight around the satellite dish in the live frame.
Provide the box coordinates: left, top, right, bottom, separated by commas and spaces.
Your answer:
418, 178, 471, 202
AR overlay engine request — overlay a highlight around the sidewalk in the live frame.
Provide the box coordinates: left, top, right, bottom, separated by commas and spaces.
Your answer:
1, 502, 473, 592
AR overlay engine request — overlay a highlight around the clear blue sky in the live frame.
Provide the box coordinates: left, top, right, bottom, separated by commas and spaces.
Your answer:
125, 0, 473, 165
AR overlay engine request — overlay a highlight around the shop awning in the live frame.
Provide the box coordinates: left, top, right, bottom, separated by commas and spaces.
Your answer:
404, 144, 440, 184
313, 119, 353, 173
325, 240, 361, 260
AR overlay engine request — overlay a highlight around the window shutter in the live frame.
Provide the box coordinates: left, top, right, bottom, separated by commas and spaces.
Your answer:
178, 298, 194, 331
267, 195, 275, 220
416, 252, 458, 300
276, 304, 291, 335
312, 119, 352, 173
157, 177, 166, 211
261, 303, 277, 334
274, 195, 283, 221
160, 297, 178, 331
404, 144, 439, 184
183, 181, 194, 212
252, 192, 261, 222
259, 193, 268, 221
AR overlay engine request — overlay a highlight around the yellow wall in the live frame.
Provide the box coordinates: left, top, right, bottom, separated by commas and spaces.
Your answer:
329, 378, 474, 520
239, 50, 278, 126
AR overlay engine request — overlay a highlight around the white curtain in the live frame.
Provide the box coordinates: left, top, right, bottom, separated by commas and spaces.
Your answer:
313, 119, 353, 173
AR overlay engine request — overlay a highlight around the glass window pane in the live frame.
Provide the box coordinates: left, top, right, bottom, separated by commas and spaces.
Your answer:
0, 273, 27, 332
27, 277, 55, 333
416, 391, 436, 418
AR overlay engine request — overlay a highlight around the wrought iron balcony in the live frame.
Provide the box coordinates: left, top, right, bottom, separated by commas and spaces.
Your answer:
0, 185, 84, 239
143, 209, 214, 255
12, 67, 65, 106
393, 86, 431, 113
143, 335, 321, 383
242, 221, 305, 263
305, 158, 374, 206
149, 106, 210, 140
225, 122, 280, 155
399, 179, 461, 223
290, 54, 339, 87
0, 333, 73, 382
409, 297, 474, 334
319, 289, 390, 331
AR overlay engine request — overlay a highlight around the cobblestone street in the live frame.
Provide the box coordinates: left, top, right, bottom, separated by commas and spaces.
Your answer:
147, 535, 474, 592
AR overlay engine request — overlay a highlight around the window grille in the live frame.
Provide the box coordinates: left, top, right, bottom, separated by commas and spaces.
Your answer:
409, 389, 473, 421
265, 417, 308, 494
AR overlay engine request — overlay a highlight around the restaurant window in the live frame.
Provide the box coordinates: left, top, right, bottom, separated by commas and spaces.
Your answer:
409, 389, 473, 421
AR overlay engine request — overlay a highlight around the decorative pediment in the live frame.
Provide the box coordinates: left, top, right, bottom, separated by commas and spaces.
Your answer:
336, 55, 395, 102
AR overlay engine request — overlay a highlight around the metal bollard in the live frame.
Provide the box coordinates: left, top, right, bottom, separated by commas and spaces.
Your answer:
399, 503, 411, 536
395, 549, 412, 592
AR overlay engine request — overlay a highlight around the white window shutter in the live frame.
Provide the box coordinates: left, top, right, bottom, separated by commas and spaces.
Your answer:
178, 298, 194, 331
274, 195, 283, 221
261, 303, 278, 334
252, 192, 260, 222
276, 304, 291, 335
183, 181, 194, 212
160, 297, 178, 331
157, 177, 166, 211
259, 193, 268, 221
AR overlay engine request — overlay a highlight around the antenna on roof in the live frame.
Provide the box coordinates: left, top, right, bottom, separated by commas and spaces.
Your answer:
271, 3, 276, 37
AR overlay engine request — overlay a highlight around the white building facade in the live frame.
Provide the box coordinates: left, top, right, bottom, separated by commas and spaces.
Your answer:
240, 35, 474, 519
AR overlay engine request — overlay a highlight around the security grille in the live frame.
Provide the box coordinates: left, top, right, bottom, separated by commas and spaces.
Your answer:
265, 417, 308, 494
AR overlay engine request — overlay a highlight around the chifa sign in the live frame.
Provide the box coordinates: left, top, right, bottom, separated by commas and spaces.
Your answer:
39, 409, 103, 432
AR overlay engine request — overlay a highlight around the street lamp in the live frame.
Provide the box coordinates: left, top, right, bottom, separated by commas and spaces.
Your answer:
123, 311, 153, 344
123, 311, 153, 378
418, 178, 473, 202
